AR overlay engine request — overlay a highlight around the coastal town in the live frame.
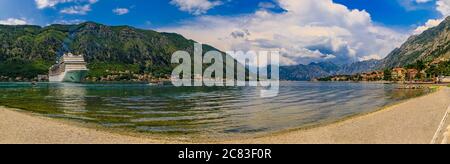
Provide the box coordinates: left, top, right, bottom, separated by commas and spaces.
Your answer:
1, 0, 450, 146
318, 60, 450, 84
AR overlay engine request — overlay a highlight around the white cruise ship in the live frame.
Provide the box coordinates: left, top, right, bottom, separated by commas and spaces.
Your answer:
49, 53, 89, 83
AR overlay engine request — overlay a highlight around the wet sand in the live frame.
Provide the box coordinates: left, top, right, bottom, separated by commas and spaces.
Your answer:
0, 108, 179, 144
1, 88, 449, 144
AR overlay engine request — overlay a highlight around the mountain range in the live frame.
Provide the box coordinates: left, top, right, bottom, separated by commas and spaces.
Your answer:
279, 60, 381, 81
280, 16, 450, 81
381, 17, 450, 68
0, 16, 449, 81
0, 22, 228, 79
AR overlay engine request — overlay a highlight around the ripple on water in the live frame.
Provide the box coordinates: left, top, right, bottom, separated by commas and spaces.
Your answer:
0, 82, 431, 138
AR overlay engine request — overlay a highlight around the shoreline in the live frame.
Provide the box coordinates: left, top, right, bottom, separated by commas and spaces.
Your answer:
223, 87, 450, 144
257, 86, 441, 137
1, 87, 449, 144
0, 107, 182, 144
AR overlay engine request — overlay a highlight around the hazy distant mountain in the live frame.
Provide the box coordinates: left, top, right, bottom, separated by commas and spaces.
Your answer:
279, 60, 381, 81
279, 62, 336, 81
281, 16, 450, 80
381, 16, 450, 68
338, 59, 382, 75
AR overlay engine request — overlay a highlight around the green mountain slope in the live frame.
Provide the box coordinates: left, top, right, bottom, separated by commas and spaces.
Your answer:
0, 22, 227, 80
382, 16, 450, 68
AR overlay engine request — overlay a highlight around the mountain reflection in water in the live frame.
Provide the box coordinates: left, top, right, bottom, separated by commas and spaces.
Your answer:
0, 82, 431, 139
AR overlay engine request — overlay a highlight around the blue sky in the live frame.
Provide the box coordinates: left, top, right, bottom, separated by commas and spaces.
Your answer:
0, 0, 280, 28
0, 0, 441, 29
0, 0, 449, 65
335, 0, 441, 28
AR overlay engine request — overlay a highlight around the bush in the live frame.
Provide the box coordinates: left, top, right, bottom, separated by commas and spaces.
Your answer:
87, 62, 140, 78
0, 59, 51, 79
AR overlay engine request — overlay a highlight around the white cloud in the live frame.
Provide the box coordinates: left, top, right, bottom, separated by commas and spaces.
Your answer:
52, 19, 85, 25
258, 2, 277, 9
60, 4, 91, 15
160, 0, 406, 65
0, 18, 29, 25
35, 0, 73, 9
35, 0, 98, 15
170, 0, 223, 15
415, 0, 433, 3
113, 8, 129, 15
437, 0, 450, 16
414, 18, 443, 34
414, 0, 450, 34
35, 0, 97, 9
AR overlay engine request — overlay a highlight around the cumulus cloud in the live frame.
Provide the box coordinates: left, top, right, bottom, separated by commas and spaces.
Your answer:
258, 2, 277, 9
170, 0, 223, 15
414, 0, 450, 34
160, 0, 406, 65
230, 29, 250, 39
399, 0, 435, 11
60, 4, 91, 15
437, 0, 450, 16
35, 0, 72, 9
52, 19, 85, 25
113, 8, 130, 15
35, 0, 97, 9
415, 0, 433, 3
35, 0, 98, 15
414, 18, 443, 34
0, 18, 29, 25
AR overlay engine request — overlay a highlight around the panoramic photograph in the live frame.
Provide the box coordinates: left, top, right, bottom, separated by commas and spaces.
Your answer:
1, 0, 450, 149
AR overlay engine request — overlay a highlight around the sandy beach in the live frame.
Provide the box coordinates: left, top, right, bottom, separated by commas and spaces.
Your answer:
0, 108, 175, 144
1, 87, 449, 144
226, 87, 450, 144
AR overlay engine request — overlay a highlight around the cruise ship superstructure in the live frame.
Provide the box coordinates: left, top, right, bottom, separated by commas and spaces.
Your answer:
49, 53, 88, 83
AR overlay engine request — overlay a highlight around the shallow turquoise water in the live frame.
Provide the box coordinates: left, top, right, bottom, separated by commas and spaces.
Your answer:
0, 82, 430, 138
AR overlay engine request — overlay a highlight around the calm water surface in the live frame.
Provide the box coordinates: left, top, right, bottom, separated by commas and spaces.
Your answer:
0, 82, 430, 138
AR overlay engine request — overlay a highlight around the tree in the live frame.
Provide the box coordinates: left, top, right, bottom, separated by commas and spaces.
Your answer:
416, 60, 426, 71
383, 69, 392, 81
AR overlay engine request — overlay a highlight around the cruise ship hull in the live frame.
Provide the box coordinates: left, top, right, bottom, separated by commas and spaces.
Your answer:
49, 70, 88, 83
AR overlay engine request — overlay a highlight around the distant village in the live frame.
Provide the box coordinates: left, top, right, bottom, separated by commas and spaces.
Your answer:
317, 60, 450, 84
0, 70, 170, 83
85, 70, 170, 83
